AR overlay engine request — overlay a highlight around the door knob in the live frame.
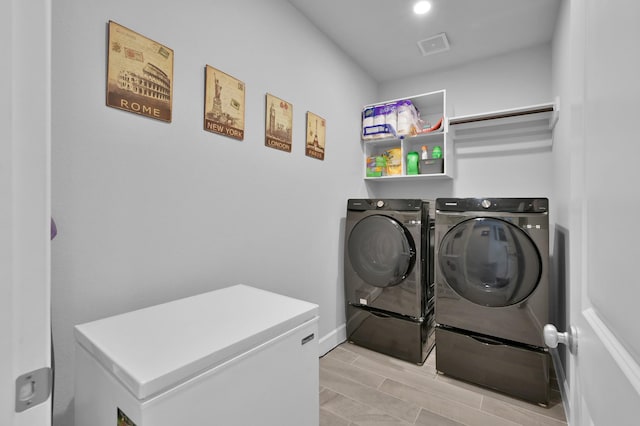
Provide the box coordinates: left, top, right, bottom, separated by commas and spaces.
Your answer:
543, 324, 577, 354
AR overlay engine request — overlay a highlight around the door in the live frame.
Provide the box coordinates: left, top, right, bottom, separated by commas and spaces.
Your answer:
0, 1, 52, 425
438, 217, 542, 307
346, 213, 423, 317
347, 215, 416, 288
564, 1, 640, 424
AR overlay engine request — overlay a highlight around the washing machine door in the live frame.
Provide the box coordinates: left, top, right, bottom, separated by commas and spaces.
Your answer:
438, 217, 541, 307
347, 215, 416, 288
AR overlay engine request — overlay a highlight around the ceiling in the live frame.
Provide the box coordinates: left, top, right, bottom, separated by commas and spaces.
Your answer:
287, 0, 561, 83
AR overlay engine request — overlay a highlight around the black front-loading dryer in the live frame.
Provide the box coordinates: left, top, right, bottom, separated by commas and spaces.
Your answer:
434, 197, 551, 404
434, 197, 550, 346
344, 199, 435, 364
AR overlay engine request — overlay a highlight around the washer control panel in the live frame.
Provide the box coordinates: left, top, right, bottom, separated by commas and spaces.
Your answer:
347, 199, 424, 212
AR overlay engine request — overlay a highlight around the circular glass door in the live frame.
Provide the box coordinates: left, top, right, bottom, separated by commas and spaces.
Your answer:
348, 215, 416, 288
438, 217, 541, 307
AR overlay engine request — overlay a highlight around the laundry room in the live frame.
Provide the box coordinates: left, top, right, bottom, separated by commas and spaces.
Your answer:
5, 0, 640, 425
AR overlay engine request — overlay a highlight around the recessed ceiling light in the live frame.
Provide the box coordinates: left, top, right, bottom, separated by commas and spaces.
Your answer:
413, 1, 432, 15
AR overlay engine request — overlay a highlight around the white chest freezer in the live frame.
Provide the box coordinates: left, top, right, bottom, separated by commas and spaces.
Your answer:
74, 284, 319, 426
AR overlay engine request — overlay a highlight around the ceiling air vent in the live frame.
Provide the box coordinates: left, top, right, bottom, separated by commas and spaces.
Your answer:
417, 33, 450, 56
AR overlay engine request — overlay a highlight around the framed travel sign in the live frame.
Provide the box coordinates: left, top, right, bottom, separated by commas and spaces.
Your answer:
265, 93, 293, 153
106, 21, 174, 122
305, 111, 326, 161
204, 65, 245, 140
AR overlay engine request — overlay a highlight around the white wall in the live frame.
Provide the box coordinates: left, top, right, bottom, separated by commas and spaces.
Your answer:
380, 44, 553, 117
550, 0, 572, 404
551, 3, 572, 235
51, 0, 374, 423
370, 44, 554, 201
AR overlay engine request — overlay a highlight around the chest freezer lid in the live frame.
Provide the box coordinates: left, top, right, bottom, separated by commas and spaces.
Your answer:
74, 284, 318, 400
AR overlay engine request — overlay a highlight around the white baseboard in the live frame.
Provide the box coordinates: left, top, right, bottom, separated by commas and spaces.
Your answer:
318, 323, 347, 356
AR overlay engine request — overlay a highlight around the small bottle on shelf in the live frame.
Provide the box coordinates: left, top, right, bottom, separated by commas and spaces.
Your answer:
421, 145, 429, 160
375, 155, 387, 176
432, 145, 442, 159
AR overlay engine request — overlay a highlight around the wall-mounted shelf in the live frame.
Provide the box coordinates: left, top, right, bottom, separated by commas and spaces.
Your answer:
362, 89, 453, 181
449, 101, 558, 142
361, 98, 560, 179
363, 171, 451, 181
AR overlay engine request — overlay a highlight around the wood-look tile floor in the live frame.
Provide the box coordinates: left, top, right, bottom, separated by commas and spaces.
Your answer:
320, 342, 567, 426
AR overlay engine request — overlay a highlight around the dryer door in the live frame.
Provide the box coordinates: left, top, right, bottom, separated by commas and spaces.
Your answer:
347, 215, 416, 288
438, 217, 541, 307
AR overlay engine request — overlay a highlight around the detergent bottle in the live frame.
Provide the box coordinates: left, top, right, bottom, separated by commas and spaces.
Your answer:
406, 151, 419, 175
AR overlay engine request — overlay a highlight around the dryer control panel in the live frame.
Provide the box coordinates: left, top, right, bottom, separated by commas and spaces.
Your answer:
436, 198, 548, 213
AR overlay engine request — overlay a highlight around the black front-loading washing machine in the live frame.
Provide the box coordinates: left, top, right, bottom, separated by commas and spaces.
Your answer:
344, 199, 435, 364
434, 197, 551, 404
